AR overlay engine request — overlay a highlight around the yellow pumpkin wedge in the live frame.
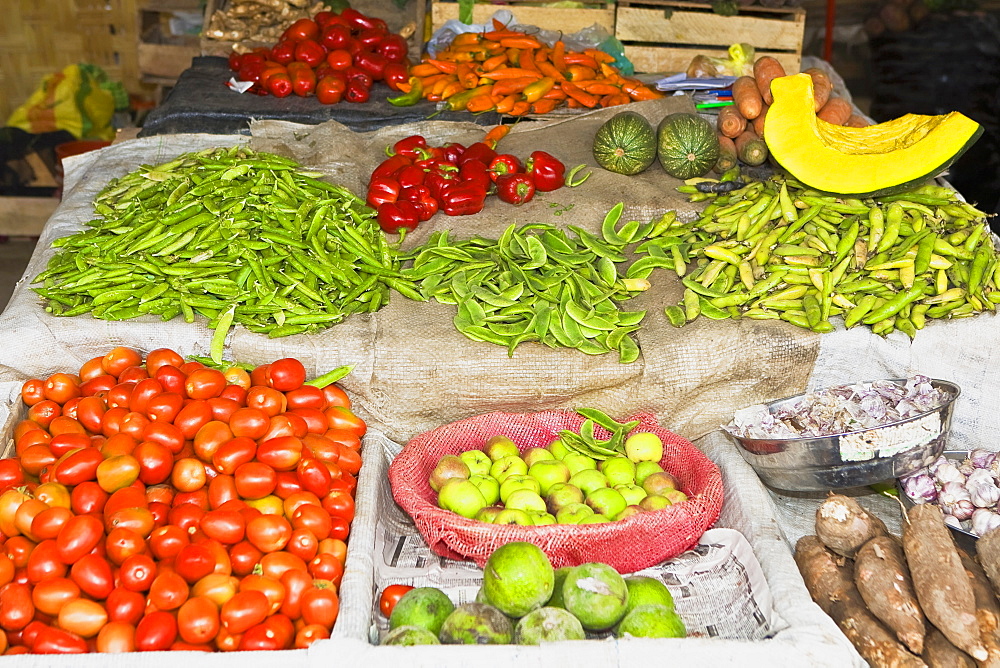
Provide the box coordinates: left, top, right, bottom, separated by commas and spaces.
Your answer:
764, 73, 982, 197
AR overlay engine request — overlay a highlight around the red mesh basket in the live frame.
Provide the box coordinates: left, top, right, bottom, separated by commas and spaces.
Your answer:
388, 410, 724, 573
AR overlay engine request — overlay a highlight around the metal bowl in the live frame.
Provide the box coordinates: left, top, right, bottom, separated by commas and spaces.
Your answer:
897, 450, 979, 555
724, 378, 961, 492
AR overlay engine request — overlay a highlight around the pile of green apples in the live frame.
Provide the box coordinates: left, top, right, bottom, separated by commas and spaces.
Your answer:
428, 431, 687, 525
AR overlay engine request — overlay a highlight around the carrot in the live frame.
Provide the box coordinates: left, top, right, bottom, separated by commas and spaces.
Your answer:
530, 99, 559, 114
732, 75, 763, 120
817, 97, 853, 125
560, 81, 599, 108
794, 535, 927, 668
735, 128, 768, 166
752, 55, 786, 105
804, 67, 833, 112
903, 503, 988, 662
479, 68, 543, 81
752, 105, 769, 137
815, 494, 889, 559
715, 134, 738, 174
717, 105, 747, 139
494, 94, 519, 115
854, 535, 926, 654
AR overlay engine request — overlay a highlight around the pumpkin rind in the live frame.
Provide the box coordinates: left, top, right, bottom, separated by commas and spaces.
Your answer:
657, 113, 720, 179
593, 111, 657, 175
765, 73, 983, 198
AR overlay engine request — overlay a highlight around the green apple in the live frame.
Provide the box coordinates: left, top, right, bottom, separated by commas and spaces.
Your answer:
579, 514, 610, 524
563, 452, 598, 476
459, 449, 492, 477
614, 483, 647, 507
528, 511, 557, 526
634, 460, 664, 486
624, 432, 664, 463
469, 474, 500, 506
555, 502, 595, 524
485, 435, 520, 461
639, 494, 671, 512
547, 438, 571, 460
569, 468, 608, 495
494, 508, 535, 525
545, 482, 585, 515
475, 506, 504, 523
522, 447, 556, 468
499, 474, 541, 504
641, 471, 680, 497
490, 455, 528, 483
505, 489, 548, 514
599, 456, 636, 486
429, 455, 471, 492
527, 459, 571, 496
662, 489, 688, 504
585, 486, 627, 519
614, 505, 645, 521
437, 478, 487, 519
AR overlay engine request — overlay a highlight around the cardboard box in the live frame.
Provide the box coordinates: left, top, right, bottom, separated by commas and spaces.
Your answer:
615, 0, 804, 73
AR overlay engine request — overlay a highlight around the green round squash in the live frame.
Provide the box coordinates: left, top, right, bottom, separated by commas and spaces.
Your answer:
592, 111, 657, 175
657, 113, 720, 179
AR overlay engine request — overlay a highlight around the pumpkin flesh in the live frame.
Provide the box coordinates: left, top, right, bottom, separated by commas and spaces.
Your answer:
765, 74, 982, 197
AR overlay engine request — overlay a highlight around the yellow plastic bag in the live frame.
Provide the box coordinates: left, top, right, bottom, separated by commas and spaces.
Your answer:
6, 64, 117, 141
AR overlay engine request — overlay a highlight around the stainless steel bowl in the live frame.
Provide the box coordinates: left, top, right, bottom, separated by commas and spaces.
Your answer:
725, 378, 961, 492
896, 450, 979, 555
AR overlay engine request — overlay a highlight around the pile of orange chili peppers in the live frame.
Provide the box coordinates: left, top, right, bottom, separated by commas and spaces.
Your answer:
393, 20, 664, 116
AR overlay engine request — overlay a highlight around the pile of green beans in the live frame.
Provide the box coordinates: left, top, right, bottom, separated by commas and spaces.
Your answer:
32, 147, 419, 358
648, 176, 997, 338
399, 204, 661, 362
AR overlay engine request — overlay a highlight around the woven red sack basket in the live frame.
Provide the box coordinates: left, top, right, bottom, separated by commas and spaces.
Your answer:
388, 410, 724, 573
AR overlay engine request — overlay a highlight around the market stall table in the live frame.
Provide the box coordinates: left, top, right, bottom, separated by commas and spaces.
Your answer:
139, 56, 503, 137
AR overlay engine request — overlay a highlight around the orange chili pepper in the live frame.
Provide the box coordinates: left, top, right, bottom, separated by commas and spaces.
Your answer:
479, 68, 543, 81
522, 76, 555, 103
505, 47, 521, 67
551, 40, 567, 71
494, 94, 519, 115
565, 65, 597, 81
416, 73, 448, 92
426, 59, 459, 74
500, 36, 543, 50
598, 63, 623, 83
542, 87, 568, 101
481, 54, 509, 72
491, 17, 509, 30
530, 99, 560, 114
584, 48, 616, 64
430, 76, 454, 98
534, 48, 549, 63
508, 100, 531, 116
490, 76, 539, 97
536, 62, 566, 81
440, 80, 466, 100
621, 80, 664, 101
561, 81, 599, 108
451, 32, 482, 47
483, 124, 511, 148
579, 82, 622, 96
563, 53, 599, 69
455, 63, 479, 89
566, 98, 582, 109
465, 93, 497, 113
517, 50, 539, 73
605, 93, 632, 107
484, 28, 519, 40
410, 63, 441, 77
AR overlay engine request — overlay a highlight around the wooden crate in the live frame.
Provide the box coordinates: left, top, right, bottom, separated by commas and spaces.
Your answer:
615, 0, 804, 74
429, 0, 616, 36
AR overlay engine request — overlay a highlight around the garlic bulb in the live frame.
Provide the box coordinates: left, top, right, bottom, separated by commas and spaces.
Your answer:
967, 469, 1000, 508
972, 508, 1000, 536
900, 472, 938, 503
934, 461, 967, 486
939, 482, 975, 521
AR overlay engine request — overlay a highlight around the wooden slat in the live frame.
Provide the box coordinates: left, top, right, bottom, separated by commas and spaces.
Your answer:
623, 44, 801, 74
0, 197, 59, 237
430, 2, 616, 34
616, 5, 805, 52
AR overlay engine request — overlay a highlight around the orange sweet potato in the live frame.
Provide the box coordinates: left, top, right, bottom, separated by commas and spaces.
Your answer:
717, 105, 747, 139
817, 96, 854, 125
753, 56, 786, 105
732, 75, 763, 120
804, 67, 833, 112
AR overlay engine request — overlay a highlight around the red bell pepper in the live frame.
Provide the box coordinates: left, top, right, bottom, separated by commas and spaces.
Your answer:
377, 34, 410, 64
366, 177, 401, 209
390, 135, 428, 159
459, 160, 492, 192
400, 185, 439, 222
370, 154, 412, 182
488, 154, 523, 183
382, 62, 409, 91
495, 173, 536, 206
315, 75, 346, 105
526, 151, 566, 192
377, 201, 420, 234
458, 142, 497, 167
440, 182, 487, 216
396, 165, 426, 189
293, 39, 327, 68
441, 142, 466, 165
425, 170, 457, 201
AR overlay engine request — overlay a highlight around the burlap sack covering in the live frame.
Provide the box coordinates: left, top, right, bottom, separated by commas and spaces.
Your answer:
0, 96, 818, 447
388, 410, 722, 572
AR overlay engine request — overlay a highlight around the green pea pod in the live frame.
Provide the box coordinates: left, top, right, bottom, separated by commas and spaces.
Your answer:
600, 203, 628, 246
664, 305, 687, 327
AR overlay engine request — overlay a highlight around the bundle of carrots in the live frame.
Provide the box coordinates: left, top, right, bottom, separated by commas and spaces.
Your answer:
397, 19, 663, 116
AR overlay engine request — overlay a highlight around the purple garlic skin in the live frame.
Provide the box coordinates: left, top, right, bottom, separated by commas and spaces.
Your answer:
934, 461, 967, 486
939, 482, 975, 521
901, 472, 938, 503
972, 508, 1000, 536
944, 513, 964, 530
967, 469, 1000, 508
969, 449, 998, 470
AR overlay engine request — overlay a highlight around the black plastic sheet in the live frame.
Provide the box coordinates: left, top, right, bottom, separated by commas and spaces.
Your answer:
139, 56, 503, 137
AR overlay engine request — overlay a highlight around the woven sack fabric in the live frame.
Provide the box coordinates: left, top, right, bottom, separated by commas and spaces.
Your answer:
388, 410, 723, 572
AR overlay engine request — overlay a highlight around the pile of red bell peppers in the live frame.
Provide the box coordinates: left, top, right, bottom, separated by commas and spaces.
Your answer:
227, 9, 410, 104
366, 133, 568, 234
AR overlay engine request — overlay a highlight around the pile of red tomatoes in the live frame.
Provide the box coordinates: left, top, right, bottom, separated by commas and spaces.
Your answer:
0, 347, 364, 654
229, 8, 411, 104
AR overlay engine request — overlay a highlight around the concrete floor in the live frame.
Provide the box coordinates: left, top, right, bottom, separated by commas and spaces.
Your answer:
0, 237, 38, 311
